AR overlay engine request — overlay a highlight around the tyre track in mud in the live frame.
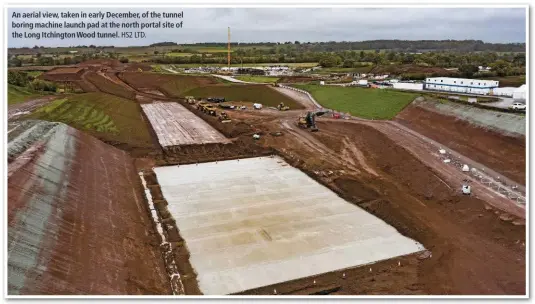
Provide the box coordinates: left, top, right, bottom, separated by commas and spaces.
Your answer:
270, 87, 524, 219
321, 117, 525, 219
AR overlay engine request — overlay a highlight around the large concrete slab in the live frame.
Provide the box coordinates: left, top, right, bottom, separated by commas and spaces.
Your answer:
141, 102, 228, 147
154, 156, 424, 295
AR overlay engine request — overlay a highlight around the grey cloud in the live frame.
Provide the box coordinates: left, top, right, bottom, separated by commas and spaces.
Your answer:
8, 7, 526, 47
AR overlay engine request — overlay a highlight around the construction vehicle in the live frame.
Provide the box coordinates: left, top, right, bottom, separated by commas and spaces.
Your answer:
197, 103, 217, 116
462, 185, 471, 195
219, 103, 236, 110
185, 96, 196, 104
207, 97, 225, 103
461, 179, 471, 195
218, 111, 232, 123
297, 110, 329, 132
277, 102, 290, 111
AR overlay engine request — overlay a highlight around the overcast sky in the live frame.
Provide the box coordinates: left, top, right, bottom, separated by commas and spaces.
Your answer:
8, 7, 526, 47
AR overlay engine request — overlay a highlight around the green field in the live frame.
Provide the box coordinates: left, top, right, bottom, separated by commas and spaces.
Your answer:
234, 76, 280, 83
185, 84, 304, 109
165, 52, 195, 57
293, 84, 418, 119
27, 92, 153, 148
189, 46, 229, 53
8, 84, 52, 105
27, 71, 43, 77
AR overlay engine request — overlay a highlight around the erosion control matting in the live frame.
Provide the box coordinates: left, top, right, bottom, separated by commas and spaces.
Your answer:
8, 121, 169, 295
153, 156, 424, 295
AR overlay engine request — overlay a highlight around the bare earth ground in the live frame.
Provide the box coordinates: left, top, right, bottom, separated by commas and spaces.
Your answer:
148, 103, 525, 295
395, 103, 526, 185
8, 63, 526, 295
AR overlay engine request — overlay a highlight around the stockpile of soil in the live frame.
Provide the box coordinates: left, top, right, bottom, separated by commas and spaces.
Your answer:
118, 72, 219, 97
8, 122, 170, 295
84, 71, 137, 100
42, 67, 85, 82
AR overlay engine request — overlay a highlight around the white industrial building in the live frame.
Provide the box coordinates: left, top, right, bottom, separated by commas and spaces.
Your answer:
424, 77, 499, 95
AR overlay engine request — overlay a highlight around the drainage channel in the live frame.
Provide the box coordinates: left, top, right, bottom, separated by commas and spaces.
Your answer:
139, 171, 187, 295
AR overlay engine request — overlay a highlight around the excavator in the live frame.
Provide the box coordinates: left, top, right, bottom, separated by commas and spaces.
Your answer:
197, 103, 217, 116
277, 102, 290, 111
297, 110, 329, 132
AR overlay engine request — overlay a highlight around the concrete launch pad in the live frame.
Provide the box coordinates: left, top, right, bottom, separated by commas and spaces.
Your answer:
154, 156, 424, 295
141, 102, 228, 147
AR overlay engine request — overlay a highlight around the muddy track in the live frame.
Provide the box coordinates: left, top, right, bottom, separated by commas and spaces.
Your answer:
268, 87, 525, 214
232, 101, 525, 220
8, 96, 58, 120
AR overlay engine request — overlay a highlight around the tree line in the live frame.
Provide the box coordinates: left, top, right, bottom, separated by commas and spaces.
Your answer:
8, 70, 57, 92
182, 40, 525, 53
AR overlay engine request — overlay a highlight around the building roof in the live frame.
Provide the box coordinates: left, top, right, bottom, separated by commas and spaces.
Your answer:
426, 77, 499, 84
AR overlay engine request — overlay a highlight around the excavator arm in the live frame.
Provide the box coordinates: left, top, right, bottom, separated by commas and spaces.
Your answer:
300, 110, 330, 132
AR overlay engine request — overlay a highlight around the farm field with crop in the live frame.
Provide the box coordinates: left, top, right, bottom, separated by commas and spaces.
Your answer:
293, 84, 418, 119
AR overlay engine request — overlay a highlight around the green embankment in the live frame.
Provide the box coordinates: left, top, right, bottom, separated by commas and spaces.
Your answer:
28, 92, 153, 148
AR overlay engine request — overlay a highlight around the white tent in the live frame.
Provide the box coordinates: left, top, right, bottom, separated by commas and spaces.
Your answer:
493, 87, 516, 97
513, 85, 526, 102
